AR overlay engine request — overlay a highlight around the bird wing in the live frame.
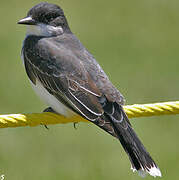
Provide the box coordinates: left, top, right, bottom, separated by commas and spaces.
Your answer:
23, 35, 129, 128
23, 36, 105, 120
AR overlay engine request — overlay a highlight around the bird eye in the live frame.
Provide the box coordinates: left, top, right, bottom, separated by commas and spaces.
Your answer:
45, 14, 58, 22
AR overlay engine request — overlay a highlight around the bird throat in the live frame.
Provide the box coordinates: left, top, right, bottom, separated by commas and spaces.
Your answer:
26, 24, 63, 37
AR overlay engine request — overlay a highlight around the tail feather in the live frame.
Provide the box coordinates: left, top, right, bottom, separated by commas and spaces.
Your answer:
94, 99, 161, 177
113, 120, 161, 177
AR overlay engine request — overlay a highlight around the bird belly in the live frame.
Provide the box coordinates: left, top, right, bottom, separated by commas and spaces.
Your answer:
30, 80, 76, 117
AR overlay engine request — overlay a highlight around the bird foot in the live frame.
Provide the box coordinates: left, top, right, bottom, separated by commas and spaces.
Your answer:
43, 107, 56, 113
73, 122, 79, 129
42, 107, 57, 129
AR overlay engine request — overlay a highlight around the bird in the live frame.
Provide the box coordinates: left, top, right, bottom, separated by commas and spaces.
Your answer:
18, 2, 161, 177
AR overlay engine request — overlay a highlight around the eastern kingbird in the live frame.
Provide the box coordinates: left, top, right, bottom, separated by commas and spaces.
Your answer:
18, 2, 161, 177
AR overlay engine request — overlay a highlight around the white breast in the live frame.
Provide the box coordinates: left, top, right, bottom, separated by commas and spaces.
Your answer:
31, 80, 76, 117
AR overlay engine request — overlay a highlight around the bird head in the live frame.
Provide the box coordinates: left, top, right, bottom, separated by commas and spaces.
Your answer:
18, 2, 71, 36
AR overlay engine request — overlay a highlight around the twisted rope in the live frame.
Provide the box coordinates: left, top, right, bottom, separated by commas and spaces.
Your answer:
0, 101, 179, 129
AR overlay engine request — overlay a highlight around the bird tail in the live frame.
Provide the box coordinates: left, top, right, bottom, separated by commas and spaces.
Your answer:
94, 101, 161, 177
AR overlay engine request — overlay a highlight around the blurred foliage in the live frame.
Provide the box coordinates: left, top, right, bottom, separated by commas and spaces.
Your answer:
0, 0, 179, 179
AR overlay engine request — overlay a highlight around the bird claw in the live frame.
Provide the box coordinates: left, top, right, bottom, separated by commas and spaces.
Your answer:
73, 122, 78, 129
42, 107, 56, 129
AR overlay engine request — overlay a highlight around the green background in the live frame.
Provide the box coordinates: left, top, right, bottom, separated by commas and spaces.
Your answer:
0, 0, 179, 179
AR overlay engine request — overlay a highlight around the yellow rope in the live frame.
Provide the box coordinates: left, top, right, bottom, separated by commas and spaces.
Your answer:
0, 101, 179, 129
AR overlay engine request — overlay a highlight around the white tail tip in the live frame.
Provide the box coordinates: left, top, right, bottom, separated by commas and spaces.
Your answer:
131, 164, 162, 178
147, 165, 162, 177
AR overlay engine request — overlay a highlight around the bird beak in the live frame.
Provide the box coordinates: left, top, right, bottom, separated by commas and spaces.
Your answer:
18, 16, 36, 25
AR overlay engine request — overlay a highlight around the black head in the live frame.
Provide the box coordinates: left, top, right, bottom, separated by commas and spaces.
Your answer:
18, 2, 70, 32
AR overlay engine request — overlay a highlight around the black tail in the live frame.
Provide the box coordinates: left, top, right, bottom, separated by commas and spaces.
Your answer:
93, 101, 161, 177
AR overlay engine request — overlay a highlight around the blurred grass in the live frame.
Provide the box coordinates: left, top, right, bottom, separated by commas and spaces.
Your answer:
0, 0, 179, 179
